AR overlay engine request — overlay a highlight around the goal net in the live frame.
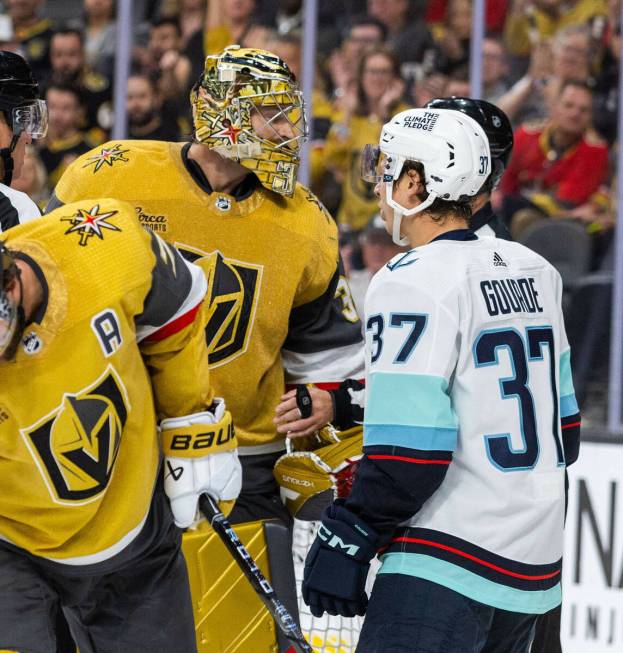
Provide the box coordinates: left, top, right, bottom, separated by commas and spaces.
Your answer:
292, 518, 364, 652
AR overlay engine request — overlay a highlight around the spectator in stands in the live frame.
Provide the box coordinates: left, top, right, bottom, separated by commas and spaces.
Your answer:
157, 0, 207, 97
498, 24, 592, 124
324, 48, 407, 234
3, 0, 53, 82
274, 0, 303, 36
500, 80, 609, 238
431, 0, 472, 75
47, 27, 111, 141
482, 37, 511, 102
267, 33, 333, 194
442, 70, 471, 98
146, 17, 192, 101
367, 0, 434, 68
326, 15, 387, 102
127, 73, 180, 142
203, 0, 270, 55
79, 0, 116, 79
504, 0, 608, 59
12, 144, 48, 210
410, 70, 448, 107
38, 83, 93, 188
159, 0, 205, 49
347, 215, 405, 317
592, 12, 620, 142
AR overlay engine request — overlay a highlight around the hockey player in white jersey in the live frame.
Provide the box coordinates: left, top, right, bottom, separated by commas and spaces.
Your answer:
301, 107, 581, 653
0, 51, 47, 230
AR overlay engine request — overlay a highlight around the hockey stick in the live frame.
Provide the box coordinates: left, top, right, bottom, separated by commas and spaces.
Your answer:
199, 494, 315, 653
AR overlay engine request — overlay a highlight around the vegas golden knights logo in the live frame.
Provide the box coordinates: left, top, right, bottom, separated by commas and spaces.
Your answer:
21, 367, 129, 504
177, 245, 262, 368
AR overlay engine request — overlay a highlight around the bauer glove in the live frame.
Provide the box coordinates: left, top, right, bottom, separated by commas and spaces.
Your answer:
161, 399, 242, 528
302, 499, 379, 618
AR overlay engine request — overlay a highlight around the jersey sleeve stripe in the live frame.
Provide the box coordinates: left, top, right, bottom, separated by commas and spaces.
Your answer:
378, 553, 561, 614
136, 261, 207, 342
285, 379, 364, 391
282, 341, 365, 384
366, 372, 458, 431
368, 454, 451, 465
142, 300, 203, 342
561, 420, 581, 430
560, 393, 579, 418
390, 537, 561, 581
364, 424, 458, 451
559, 350, 576, 398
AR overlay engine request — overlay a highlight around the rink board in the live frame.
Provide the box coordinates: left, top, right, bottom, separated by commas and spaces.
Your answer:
561, 439, 623, 652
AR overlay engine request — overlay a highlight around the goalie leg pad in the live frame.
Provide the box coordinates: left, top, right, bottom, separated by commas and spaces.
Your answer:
182, 518, 299, 653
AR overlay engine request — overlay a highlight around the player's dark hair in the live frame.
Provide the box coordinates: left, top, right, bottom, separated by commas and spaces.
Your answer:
399, 160, 472, 223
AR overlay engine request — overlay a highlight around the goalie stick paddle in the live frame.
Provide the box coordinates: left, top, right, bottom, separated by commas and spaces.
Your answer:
199, 494, 315, 653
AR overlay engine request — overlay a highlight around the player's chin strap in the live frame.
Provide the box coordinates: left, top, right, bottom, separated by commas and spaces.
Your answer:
386, 182, 438, 246
0, 133, 20, 185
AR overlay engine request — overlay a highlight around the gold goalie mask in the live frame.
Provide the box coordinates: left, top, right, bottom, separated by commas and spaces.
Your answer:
190, 45, 307, 197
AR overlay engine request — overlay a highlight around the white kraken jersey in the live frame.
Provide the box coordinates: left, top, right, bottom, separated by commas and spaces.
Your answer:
363, 233, 578, 614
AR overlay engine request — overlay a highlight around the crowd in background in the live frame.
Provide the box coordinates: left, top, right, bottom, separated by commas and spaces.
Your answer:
0, 0, 619, 421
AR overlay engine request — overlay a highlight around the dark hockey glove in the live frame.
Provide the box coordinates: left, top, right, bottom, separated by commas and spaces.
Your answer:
302, 499, 379, 618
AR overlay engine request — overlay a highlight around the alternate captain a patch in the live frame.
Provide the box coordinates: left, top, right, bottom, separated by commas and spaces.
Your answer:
82, 143, 130, 173
61, 204, 120, 246
21, 366, 130, 504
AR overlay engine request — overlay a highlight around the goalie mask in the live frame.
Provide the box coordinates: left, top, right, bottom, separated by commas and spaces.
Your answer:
190, 45, 307, 197
0, 243, 25, 361
361, 108, 491, 245
0, 51, 48, 185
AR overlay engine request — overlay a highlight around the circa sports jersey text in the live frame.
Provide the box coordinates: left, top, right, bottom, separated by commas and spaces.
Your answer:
480, 276, 544, 317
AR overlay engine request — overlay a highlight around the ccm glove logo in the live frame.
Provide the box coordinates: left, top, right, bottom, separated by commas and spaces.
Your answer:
318, 523, 360, 557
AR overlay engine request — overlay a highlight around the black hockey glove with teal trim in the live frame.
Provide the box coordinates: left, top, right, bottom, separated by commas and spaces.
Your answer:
302, 499, 379, 618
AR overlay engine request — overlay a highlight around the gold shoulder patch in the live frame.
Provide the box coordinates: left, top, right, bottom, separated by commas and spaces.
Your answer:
297, 184, 332, 224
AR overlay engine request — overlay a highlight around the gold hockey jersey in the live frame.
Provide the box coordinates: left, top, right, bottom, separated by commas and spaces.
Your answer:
0, 199, 210, 562
52, 141, 364, 453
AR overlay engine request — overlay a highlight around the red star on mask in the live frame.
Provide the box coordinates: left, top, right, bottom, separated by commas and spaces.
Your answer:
215, 123, 242, 144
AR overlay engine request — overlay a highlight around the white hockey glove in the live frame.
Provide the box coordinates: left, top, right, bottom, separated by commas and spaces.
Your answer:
161, 399, 242, 528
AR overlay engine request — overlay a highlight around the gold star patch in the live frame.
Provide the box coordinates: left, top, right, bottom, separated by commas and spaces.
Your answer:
83, 144, 130, 173
61, 204, 121, 246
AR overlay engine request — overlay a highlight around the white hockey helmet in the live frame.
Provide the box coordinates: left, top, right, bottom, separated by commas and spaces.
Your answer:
361, 107, 491, 245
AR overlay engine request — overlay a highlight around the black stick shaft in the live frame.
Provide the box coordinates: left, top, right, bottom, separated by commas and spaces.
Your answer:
199, 494, 314, 653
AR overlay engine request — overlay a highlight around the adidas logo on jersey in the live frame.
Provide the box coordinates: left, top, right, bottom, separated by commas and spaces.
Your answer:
493, 252, 507, 268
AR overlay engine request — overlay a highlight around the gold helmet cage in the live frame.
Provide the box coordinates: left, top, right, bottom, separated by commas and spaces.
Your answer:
191, 45, 307, 197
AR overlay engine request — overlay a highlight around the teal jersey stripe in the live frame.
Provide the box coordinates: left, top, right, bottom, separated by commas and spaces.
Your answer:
559, 350, 576, 399
366, 372, 457, 429
379, 553, 561, 615
560, 393, 579, 418
364, 423, 457, 451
